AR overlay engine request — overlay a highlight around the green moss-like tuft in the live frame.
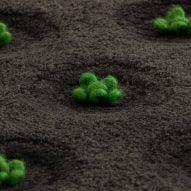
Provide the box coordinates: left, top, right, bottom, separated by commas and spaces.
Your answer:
0, 22, 12, 47
169, 20, 188, 34
0, 156, 9, 173
7, 170, 25, 186
166, 5, 185, 21
87, 81, 108, 93
0, 172, 9, 184
0, 23, 7, 33
154, 5, 191, 35
102, 75, 118, 90
9, 160, 25, 171
72, 87, 87, 104
89, 89, 108, 104
79, 72, 97, 88
73, 72, 123, 106
153, 18, 169, 32
108, 89, 123, 106
0, 154, 26, 187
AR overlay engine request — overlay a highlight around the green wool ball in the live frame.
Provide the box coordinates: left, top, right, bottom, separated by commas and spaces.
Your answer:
0, 172, 8, 184
0, 23, 7, 33
7, 169, 25, 186
87, 81, 108, 94
0, 156, 9, 173
102, 75, 118, 90
9, 160, 25, 171
73, 87, 87, 103
107, 89, 123, 106
154, 5, 191, 35
172, 16, 190, 24
0, 31, 12, 47
89, 89, 108, 104
79, 72, 97, 88
73, 72, 123, 106
169, 20, 188, 34
154, 18, 169, 32
166, 5, 185, 21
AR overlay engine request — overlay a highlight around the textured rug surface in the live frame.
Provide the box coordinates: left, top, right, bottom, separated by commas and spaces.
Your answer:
0, 0, 190, 190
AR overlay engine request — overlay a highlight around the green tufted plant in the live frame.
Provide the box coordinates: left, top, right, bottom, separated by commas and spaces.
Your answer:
154, 5, 191, 35
0, 155, 25, 186
73, 72, 123, 106
0, 22, 12, 47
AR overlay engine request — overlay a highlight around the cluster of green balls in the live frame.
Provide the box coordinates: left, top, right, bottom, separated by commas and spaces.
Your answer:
0, 155, 25, 186
73, 72, 123, 106
0, 22, 12, 47
154, 5, 191, 35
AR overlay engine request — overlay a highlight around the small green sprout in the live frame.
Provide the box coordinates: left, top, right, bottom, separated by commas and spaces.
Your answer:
154, 5, 191, 35
73, 72, 123, 106
0, 22, 12, 47
0, 155, 25, 187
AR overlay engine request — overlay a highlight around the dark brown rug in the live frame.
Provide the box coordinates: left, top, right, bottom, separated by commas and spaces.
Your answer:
0, 0, 190, 190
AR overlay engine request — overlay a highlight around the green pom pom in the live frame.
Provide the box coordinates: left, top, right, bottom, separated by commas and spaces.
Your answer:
79, 72, 97, 88
7, 170, 25, 186
0, 156, 9, 173
102, 75, 118, 90
166, 5, 185, 21
172, 16, 190, 24
0, 31, 12, 47
153, 5, 191, 35
87, 81, 108, 94
0, 23, 7, 33
89, 89, 108, 104
0, 155, 26, 186
107, 89, 123, 106
0, 22, 12, 47
73, 72, 123, 106
72, 87, 87, 103
169, 21, 188, 34
169, 16, 190, 34
0, 172, 9, 184
9, 160, 25, 171
154, 18, 169, 32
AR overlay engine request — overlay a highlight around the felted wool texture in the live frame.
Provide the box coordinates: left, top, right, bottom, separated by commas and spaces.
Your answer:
0, 0, 190, 190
